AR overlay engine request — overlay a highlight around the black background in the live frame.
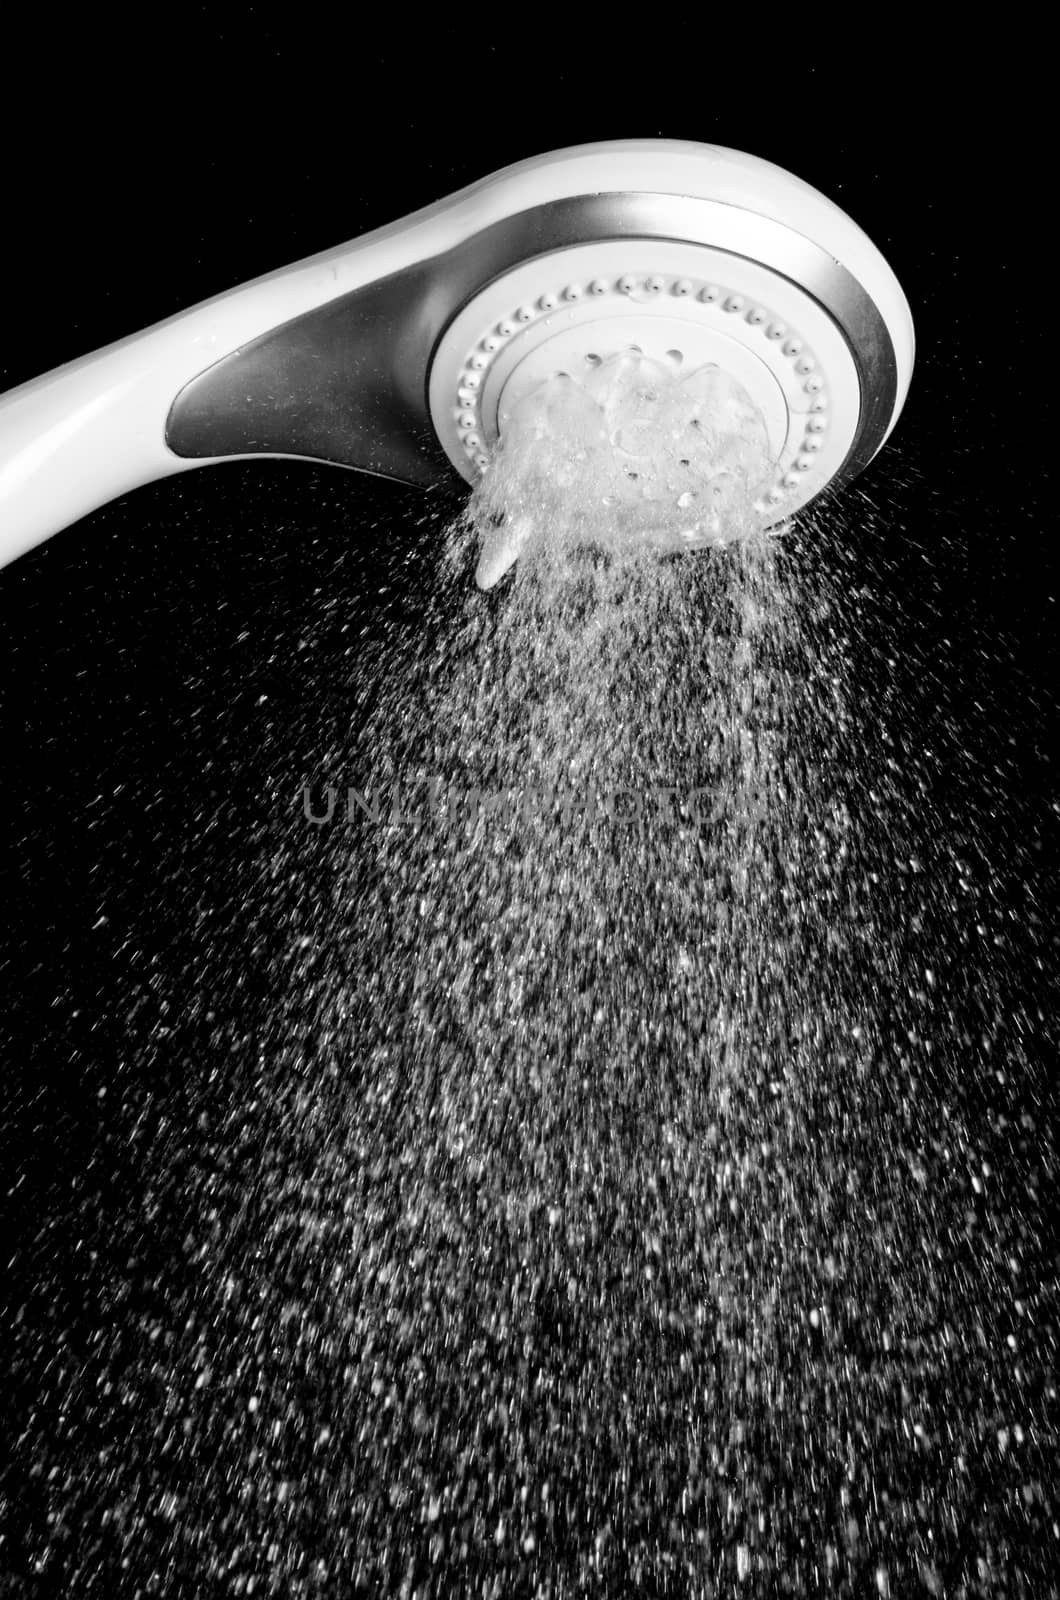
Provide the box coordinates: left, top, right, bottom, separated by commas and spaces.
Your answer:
0, 23, 1054, 1593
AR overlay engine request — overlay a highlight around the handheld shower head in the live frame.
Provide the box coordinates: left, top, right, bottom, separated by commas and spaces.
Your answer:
0, 140, 914, 572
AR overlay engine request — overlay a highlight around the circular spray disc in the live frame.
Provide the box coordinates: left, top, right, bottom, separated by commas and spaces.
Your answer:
430, 239, 861, 530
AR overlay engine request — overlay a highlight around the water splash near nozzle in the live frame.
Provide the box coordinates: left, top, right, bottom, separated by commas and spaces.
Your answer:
470, 353, 776, 589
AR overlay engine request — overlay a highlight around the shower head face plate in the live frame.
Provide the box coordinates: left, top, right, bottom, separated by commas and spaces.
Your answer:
429, 239, 861, 531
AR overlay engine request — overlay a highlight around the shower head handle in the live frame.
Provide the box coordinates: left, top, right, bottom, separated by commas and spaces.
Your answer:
0, 166, 492, 565
0, 141, 914, 569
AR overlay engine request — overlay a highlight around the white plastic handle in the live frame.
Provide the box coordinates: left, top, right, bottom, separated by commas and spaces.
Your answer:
0, 177, 494, 566
0, 232, 431, 568
0, 342, 204, 567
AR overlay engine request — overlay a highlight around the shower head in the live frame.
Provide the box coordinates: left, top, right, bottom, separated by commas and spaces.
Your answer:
0, 140, 913, 572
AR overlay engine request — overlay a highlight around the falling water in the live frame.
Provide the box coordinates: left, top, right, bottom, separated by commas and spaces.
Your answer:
1, 364, 1055, 1597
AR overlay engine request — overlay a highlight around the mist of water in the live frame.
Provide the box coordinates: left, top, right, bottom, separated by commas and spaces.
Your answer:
2, 364, 1054, 1598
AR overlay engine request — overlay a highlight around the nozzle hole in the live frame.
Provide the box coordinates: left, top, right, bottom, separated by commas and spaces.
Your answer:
585, 353, 601, 367
666, 349, 684, 367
